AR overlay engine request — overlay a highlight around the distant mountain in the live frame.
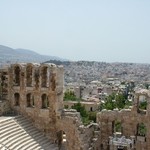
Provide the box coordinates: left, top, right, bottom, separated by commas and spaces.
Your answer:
0, 45, 67, 66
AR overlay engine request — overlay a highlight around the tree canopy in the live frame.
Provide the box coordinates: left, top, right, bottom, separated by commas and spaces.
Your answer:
100, 92, 132, 110
71, 102, 96, 125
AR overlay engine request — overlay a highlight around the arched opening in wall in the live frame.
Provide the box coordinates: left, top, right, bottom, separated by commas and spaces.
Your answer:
57, 130, 67, 150
26, 65, 33, 87
138, 95, 147, 114
112, 120, 122, 134
34, 68, 39, 88
26, 93, 34, 107
14, 66, 21, 86
32, 95, 35, 107
0, 71, 8, 99
90, 107, 93, 111
137, 123, 147, 137
51, 73, 56, 91
41, 67, 48, 87
41, 94, 49, 109
14, 93, 20, 106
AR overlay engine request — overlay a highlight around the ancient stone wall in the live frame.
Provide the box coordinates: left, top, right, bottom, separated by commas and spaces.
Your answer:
6, 63, 150, 150
0, 63, 101, 150
58, 109, 101, 150
6, 63, 63, 140
0, 68, 11, 115
0, 100, 10, 115
97, 89, 150, 150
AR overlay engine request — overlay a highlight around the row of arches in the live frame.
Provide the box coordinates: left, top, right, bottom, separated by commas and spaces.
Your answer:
13, 65, 53, 88
14, 93, 49, 109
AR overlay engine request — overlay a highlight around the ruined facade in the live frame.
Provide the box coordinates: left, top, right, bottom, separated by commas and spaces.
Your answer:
97, 89, 150, 150
1, 63, 150, 150
0, 63, 100, 150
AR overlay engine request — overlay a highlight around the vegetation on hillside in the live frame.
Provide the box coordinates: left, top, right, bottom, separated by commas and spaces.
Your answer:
71, 102, 96, 125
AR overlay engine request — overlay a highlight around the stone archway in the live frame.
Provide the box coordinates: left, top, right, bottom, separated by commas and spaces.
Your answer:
41, 94, 49, 109
41, 66, 48, 87
56, 130, 67, 150
14, 93, 20, 106
14, 66, 21, 86
26, 65, 33, 87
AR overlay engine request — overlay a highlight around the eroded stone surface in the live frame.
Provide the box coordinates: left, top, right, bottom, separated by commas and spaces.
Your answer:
1, 63, 149, 150
0, 63, 99, 150
97, 89, 150, 150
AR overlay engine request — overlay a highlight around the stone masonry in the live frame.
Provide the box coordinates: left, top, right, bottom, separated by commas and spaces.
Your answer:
1, 63, 150, 150
97, 89, 150, 150
0, 63, 100, 150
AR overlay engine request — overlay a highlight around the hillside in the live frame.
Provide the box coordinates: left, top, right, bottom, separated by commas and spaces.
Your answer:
0, 45, 66, 66
45, 60, 150, 84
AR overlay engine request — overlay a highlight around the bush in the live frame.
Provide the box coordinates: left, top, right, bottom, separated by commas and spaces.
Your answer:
64, 90, 81, 101
71, 103, 88, 118
71, 102, 96, 125
88, 112, 96, 123
100, 93, 128, 110
139, 101, 147, 110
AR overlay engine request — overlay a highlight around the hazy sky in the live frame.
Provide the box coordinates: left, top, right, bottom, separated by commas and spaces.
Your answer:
0, 0, 150, 63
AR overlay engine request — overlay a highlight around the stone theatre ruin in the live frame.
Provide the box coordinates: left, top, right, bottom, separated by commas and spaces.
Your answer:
0, 63, 150, 150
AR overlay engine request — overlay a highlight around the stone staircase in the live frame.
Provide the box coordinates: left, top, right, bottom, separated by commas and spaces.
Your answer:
0, 116, 58, 150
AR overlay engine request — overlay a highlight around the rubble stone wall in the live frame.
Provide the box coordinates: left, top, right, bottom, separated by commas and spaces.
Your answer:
0, 68, 11, 115
0, 63, 101, 150
97, 89, 150, 150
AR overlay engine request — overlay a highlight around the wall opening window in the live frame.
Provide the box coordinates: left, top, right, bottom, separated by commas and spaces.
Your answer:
112, 120, 122, 133
41, 67, 48, 87
90, 107, 93, 111
57, 130, 67, 150
51, 73, 56, 91
14, 66, 20, 86
14, 93, 20, 106
27, 93, 34, 107
138, 95, 147, 114
32, 96, 35, 107
34, 69, 39, 88
26, 65, 32, 87
41, 94, 49, 109
27, 93, 31, 107
137, 123, 146, 137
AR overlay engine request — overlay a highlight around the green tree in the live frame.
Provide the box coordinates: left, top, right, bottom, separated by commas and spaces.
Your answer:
139, 101, 147, 110
115, 121, 122, 132
71, 102, 96, 125
100, 92, 128, 110
115, 93, 126, 109
88, 112, 96, 123
64, 90, 80, 101
71, 102, 88, 118
138, 123, 146, 136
